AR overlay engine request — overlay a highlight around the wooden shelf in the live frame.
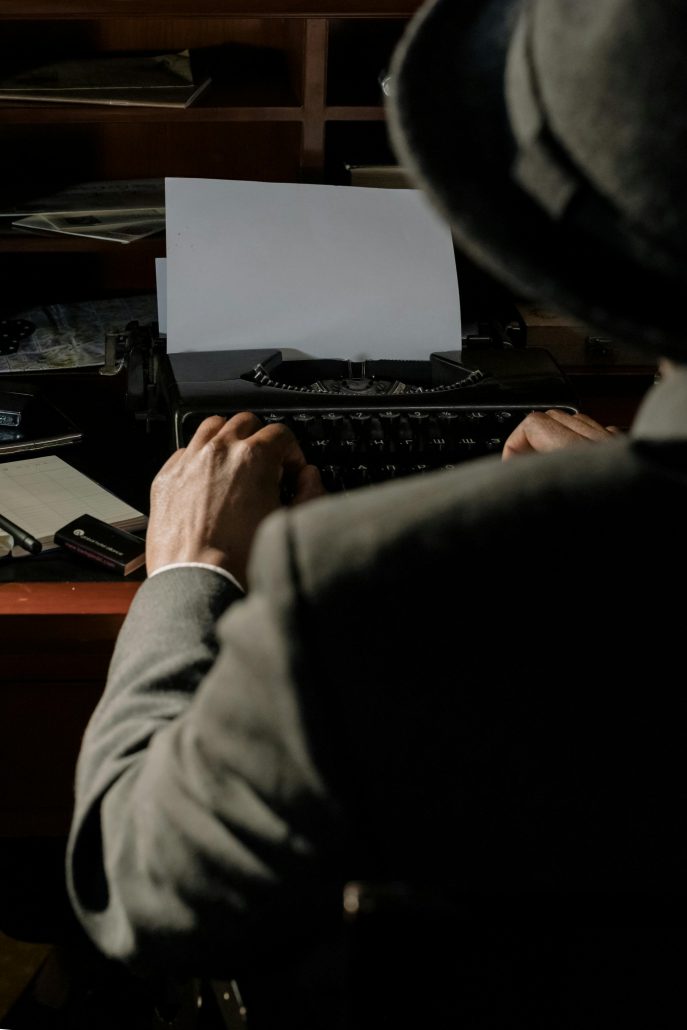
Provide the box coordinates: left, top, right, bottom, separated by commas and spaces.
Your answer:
0, 229, 166, 254
0, 102, 305, 124
326, 105, 386, 121
0, 4, 417, 262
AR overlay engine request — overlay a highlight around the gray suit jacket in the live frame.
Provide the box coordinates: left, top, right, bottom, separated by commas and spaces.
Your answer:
67, 369, 687, 980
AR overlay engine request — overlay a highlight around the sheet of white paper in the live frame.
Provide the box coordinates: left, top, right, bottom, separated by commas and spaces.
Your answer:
165, 178, 461, 360
155, 257, 167, 334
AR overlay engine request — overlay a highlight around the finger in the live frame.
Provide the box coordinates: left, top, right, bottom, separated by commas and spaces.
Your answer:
501, 411, 582, 460
605, 425, 621, 435
219, 411, 264, 441
544, 409, 610, 440
501, 425, 536, 460
194, 412, 264, 455
185, 415, 227, 456
250, 421, 309, 473
290, 464, 326, 506
210, 416, 307, 479
547, 410, 601, 429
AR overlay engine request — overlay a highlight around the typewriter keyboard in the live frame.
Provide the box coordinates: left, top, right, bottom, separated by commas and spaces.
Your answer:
247, 406, 539, 491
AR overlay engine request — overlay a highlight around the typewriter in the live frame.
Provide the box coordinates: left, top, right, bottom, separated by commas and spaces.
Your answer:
145, 340, 578, 492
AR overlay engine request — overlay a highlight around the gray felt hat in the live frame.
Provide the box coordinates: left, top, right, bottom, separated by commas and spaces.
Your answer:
387, 0, 687, 359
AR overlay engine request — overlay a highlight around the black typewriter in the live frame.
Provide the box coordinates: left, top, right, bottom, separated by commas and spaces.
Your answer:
152, 345, 577, 492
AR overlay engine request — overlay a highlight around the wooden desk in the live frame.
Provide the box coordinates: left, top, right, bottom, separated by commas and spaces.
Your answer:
0, 582, 140, 837
0, 345, 657, 839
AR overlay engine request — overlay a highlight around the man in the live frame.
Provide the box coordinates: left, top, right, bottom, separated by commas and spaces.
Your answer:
68, 0, 687, 1023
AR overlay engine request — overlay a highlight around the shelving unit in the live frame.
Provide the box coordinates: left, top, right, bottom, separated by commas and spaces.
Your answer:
0, 2, 420, 302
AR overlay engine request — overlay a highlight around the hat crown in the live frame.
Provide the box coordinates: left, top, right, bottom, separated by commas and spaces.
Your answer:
512, 0, 687, 251
388, 0, 687, 356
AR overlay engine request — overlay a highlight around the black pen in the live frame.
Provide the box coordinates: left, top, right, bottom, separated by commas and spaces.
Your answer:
0, 512, 42, 554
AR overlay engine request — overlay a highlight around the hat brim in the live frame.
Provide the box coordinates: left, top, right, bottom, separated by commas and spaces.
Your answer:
388, 0, 684, 358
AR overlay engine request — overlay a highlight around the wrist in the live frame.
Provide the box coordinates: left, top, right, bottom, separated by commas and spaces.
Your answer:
147, 546, 246, 585
148, 561, 245, 592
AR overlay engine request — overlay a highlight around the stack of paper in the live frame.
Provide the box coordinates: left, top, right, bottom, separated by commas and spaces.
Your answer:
14, 208, 165, 244
0, 454, 146, 557
2, 178, 164, 217
6, 178, 166, 243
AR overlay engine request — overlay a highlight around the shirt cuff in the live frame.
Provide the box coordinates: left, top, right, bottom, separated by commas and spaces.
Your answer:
148, 562, 244, 593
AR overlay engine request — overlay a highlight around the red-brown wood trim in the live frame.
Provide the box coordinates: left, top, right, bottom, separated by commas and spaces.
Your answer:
0, 581, 140, 617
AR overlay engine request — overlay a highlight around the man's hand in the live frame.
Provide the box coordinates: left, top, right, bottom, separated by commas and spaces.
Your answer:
145, 413, 324, 586
502, 409, 620, 461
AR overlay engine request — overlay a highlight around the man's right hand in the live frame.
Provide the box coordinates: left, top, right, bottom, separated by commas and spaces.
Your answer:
502, 409, 620, 461
145, 413, 324, 587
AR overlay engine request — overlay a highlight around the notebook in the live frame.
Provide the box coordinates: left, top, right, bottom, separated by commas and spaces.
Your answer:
0, 454, 147, 557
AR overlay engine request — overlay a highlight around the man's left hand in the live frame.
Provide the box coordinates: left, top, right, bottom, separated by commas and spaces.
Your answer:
502, 409, 620, 461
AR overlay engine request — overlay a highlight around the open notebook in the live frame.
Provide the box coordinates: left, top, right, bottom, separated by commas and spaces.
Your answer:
0, 454, 146, 557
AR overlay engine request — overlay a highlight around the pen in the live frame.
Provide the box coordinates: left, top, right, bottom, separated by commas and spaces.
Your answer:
0, 512, 42, 555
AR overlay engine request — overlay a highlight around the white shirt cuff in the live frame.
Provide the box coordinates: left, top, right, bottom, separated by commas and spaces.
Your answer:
148, 562, 244, 593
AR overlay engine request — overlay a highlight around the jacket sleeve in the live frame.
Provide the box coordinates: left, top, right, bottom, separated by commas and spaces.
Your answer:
66, 527, 346, 977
